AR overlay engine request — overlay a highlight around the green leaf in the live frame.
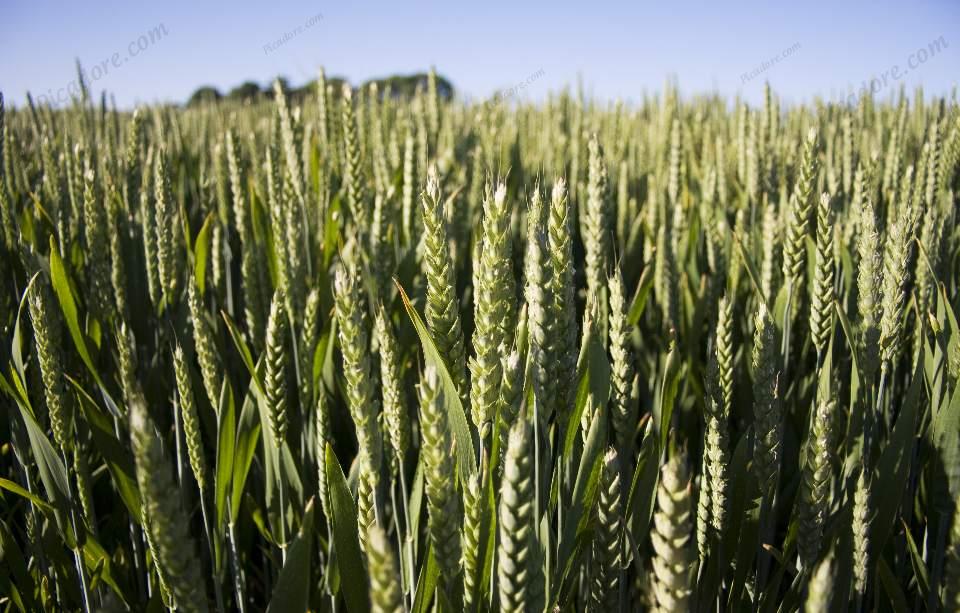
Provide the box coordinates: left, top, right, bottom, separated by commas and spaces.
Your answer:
877, 556, 910, 613
193, 211, 215, 295
656, 343, 681, 453
870, 362, 922, 554
563, 317, 609, 457
7, 366, 70, 523
396, 281, 476, 482
0, 477, 55, 513
626, 264, 655, 326
625, 419, 659, 529
723, 434, 755, 607
411, 544, 439, 613
900, 518, 932, 603
0, 519, 38, 611
231, 388, 262, 522
221, 310, 265, 397
215, 379, 237, 533
558, 400, 606, 567
266, 498, 315, 613
323, 194, 342, 268
81, 534, 128, 604
66, 375, 141, 519
11, 275, 33, 382
732, 231, 766, 309
325, 443, 370, 613
48, 236, 115, 410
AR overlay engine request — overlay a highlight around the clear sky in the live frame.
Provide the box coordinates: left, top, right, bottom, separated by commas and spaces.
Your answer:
2, 0, 958, 109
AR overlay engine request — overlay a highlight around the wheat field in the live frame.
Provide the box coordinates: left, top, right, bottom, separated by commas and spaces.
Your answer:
0, 70, 958, 612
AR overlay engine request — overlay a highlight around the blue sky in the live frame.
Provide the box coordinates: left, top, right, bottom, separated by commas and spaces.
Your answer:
2, 0, 957, 108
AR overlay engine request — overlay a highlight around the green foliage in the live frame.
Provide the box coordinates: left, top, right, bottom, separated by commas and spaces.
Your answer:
0, 74, 957, 613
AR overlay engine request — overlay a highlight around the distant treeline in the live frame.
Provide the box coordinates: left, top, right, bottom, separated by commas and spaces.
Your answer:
186, 72, 454, 107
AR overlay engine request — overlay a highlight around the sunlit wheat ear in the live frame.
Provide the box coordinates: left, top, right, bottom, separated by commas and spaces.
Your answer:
798, 397, 836, 569
759, 199, 778, 303
264, 288, 289, 448
368, 83, 391, 196
342, 84, 368, 231
81, 165, 113, 321
498, 418, 540, 613
548, 177, 578, 424
497, 348, 523, 466
121, 106, 144, 204
357, 460, 378, 555
316, 68, 330, 152
367, 524, 404, 613
142, 503, 174, 607
421, 163, 467, 402
187, 276, 221, 412
116, 321, 140, 409
525, 187, 555, 418
470, 179, 515, 433
0, 174, 14, 250
140, 146, 162, 308
590, 448, 623, 610
418, 365, 462, 592
281, 165, 307, 320
783, 128, 818, 293
879, 193, 918, 374
375, 306, 409, 472
841, 114, 854, 197
212, 141, 230, 233
224, 128, 246, 240
65, 140, 83, 224
752, 303, 781, 497
154, 148, 181, 309
72, 444, 96, 530
650, 451, 695, 613
584, 134, 611, 306
368, 189, 392, 293
271, 79, 304, 211
698, 353, 729, 561
174, 345, 208, 493
129, 396, 209, 613
716, 294, 734, 418
608, 265, 637, 456
804, 551, 834, 613
426, 67, 440, 148
852, 468, 871, 598
744, 111, 759, 206
334, 259, 383, 471
667, 117, 681, 206
300, 287, 321, 405
856, 197, 882, 377
810, 192, 835, 359
40, 131, 63, 219
401, 124, 417, 245
28, 276, 72, 453
462, 472, 482, 611
240, 221, 266, 351
266, 134, 289, 300
914, 123, 944, 350
106, 181, 129, 319
315, 391, 332, 521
